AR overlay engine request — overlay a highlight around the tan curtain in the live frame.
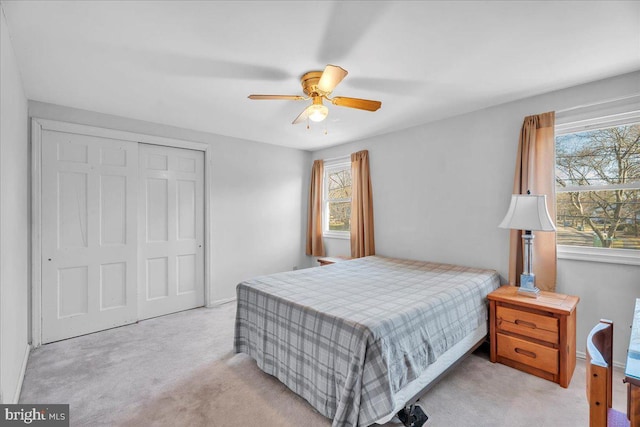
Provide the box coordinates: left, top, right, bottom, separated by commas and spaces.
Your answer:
306, 160, 325, 256
350, 150, 375, 258
508, 112, 557, 291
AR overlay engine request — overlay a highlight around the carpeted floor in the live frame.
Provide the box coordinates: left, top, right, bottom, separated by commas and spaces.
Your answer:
20, 303, 628, 426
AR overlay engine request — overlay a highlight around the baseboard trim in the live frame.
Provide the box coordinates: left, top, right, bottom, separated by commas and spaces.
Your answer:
208, 297, 236, 307
576, 349, 625, 370
11, 344, 30, 403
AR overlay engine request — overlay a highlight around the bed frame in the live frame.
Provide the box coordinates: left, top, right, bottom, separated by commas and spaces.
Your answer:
394, 336, 486, 427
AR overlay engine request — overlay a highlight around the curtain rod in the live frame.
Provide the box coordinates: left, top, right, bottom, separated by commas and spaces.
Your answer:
318, 154, 350, 163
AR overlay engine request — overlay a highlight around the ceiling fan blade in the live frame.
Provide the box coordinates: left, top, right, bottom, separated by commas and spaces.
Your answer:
317, 65, 348, 93
248, 95, 305, 100
331, 97, 381, 111
292, 106, 310, 125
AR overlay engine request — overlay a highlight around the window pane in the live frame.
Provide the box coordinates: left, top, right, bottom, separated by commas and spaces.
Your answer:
329, 201, 351, 231
328, 169, 352, 199
556, 124, 640, 188
556, 189, 640, 249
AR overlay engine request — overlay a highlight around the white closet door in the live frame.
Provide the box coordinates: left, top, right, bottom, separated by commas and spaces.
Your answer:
138, 144, 205, 320
41, 130, 139, 343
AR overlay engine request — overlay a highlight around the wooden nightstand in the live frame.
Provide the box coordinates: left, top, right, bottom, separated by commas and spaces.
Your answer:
317, 256, 352, 266
488, 285, 579, 388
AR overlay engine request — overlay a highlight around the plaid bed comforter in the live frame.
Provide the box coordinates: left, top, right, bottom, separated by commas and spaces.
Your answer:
234, 256, 500, 427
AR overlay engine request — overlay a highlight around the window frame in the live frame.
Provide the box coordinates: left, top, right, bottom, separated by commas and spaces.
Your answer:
323, 157, 351, 240
555, 100, 640, 266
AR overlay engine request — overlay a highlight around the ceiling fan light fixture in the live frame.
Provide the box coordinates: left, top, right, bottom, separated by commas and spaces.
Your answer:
307, 96, 328, 122
308, 104, 328, 122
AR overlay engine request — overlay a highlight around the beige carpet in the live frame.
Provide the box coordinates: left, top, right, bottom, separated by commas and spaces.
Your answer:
20, 303, 628, 426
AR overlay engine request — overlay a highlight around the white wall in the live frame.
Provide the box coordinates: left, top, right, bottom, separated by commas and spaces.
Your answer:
0, 5, 30, 403
28, 101, 313, 305
313, 71, 640, 366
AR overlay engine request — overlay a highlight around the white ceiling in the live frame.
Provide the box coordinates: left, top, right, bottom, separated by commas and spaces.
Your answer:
3, 1, 639, 151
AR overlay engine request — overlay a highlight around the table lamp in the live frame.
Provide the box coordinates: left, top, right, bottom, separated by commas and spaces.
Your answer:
499, 193, 556, 297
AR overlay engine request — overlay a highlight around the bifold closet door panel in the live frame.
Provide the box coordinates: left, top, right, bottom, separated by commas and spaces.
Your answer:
41, 131, 139, 343
138, 144, 205, 320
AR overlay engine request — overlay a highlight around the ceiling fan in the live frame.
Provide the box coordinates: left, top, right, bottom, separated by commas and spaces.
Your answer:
248, 64, 382, 125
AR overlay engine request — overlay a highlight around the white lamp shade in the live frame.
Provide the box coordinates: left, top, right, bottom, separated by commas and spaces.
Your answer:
498, 194, 556, 231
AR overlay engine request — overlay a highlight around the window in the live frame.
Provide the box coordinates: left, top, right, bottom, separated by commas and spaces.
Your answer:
555, 108, 640, 264
323, 159, 351, 238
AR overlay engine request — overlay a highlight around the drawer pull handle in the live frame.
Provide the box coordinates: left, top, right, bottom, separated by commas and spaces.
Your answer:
515, 319, 537, 329
515, 347, 537, 359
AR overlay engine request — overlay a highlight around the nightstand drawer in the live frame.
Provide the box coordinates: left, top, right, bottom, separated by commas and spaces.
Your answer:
497, 333, 558, 374
496, 305, 558, 344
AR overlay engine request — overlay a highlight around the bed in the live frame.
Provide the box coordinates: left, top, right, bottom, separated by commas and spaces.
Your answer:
233, 255, 500, 427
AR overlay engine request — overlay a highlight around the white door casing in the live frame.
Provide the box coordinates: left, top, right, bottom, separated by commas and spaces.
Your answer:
41, 130, 139, 343
138, 144, 205, 320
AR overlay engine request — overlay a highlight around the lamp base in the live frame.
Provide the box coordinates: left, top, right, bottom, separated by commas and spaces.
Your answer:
518, 273, 540, 298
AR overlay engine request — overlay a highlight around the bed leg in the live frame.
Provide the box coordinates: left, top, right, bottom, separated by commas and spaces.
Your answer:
397, 403, 429, 427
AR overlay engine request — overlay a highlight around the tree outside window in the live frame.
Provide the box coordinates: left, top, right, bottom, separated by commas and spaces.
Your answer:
324, 161, 351, 235
555, 122, 640, 250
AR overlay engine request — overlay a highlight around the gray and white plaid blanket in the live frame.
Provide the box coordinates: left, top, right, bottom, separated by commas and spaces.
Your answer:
234, 256, 500, 427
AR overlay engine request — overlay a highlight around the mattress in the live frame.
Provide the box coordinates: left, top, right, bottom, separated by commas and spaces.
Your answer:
234, 255, 500, 427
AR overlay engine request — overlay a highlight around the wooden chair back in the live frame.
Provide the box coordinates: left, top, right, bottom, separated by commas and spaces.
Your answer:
586, 320, 614, 426
586, 320, 632, 427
